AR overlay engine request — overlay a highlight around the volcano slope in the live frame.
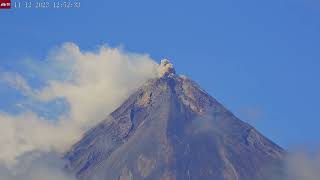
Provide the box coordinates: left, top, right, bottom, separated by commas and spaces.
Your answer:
65, 61, 285, 180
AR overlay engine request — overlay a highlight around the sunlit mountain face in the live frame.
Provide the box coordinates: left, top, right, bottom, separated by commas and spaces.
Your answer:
65, 60, 285, 180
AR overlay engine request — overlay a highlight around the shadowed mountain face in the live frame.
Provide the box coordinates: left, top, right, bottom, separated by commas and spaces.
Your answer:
65, 62, 285, 180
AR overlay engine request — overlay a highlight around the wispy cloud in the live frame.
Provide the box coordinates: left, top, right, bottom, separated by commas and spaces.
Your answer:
283, 150, 320, 180
236, 106, 264, 123
0, 72, 34, 96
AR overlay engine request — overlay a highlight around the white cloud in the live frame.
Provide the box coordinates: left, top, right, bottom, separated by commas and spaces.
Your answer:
0, 42, 159, 170
283, 150, 320, 180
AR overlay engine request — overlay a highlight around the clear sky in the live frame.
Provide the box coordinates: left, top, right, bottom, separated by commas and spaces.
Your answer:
1, 0, 320, 149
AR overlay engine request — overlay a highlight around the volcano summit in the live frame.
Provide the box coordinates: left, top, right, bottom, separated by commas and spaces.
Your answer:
65, 60, 285, 180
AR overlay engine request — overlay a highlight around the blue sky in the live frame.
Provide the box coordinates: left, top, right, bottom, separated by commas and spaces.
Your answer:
1, 0, 320, 149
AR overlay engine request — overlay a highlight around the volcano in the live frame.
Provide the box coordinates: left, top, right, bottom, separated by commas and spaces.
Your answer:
65, 60, 285, 180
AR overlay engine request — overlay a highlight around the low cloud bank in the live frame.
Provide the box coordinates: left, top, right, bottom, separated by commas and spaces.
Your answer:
0, 43, 159, 179
0, 152, 76, 180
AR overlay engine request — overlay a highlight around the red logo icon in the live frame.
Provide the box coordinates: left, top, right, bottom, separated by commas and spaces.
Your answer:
0, 0, 11, 9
